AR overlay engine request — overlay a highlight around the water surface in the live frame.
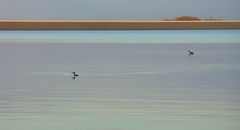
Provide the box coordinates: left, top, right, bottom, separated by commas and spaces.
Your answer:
0, 30, 240, 130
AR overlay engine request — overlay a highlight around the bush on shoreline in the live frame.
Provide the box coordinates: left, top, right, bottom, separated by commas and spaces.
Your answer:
162, 16, 221, 21
175, 16, 200, 21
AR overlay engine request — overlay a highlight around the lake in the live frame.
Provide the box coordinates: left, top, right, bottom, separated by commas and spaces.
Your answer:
0, 30, 240, 130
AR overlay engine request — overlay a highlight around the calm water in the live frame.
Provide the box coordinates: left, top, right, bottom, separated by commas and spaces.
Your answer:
0, 30, 240, 130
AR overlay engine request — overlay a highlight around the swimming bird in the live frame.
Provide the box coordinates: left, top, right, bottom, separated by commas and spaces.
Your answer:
188, 50, 194, 55
72, 72, 79, 79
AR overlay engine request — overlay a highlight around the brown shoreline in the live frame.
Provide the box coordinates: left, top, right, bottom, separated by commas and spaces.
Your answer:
0, 20, 240, 30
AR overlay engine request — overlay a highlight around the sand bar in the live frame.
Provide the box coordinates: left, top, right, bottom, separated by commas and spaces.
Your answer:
0, 20, 240, 30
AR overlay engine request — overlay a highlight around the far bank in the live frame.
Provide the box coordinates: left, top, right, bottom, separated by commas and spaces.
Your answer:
0, 20, 240, 30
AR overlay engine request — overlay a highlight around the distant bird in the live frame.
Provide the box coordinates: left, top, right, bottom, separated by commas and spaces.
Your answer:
188, 50, 194, 55
72, 72, 79, 79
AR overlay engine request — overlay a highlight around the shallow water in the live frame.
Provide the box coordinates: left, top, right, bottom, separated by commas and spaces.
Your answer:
0, 31, 240, 130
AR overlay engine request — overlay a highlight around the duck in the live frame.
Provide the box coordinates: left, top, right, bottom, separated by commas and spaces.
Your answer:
188, 50, 194, 55
72, 72, 79, 79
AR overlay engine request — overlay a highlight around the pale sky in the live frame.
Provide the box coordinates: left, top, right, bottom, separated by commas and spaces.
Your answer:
0, 0, 239, 20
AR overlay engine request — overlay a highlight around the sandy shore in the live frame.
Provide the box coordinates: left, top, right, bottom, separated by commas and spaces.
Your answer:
0, 20, 240, 30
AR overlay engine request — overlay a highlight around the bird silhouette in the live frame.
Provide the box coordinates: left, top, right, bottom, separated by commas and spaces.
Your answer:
72, 72, 79, 80
188, 50, 194, 55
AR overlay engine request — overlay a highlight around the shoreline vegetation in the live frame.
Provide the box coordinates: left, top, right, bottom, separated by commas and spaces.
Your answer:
162, 16, 222, 21
0, 16, 240, 30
